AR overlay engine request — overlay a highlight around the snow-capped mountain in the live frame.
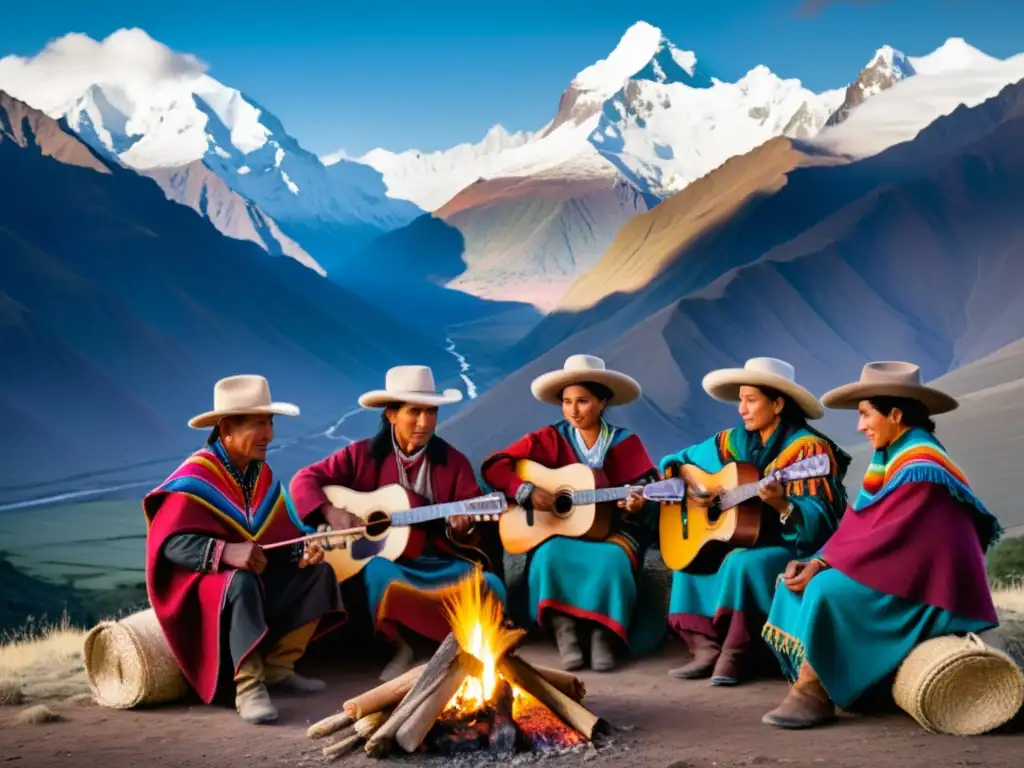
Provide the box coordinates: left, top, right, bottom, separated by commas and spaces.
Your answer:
826, 45, 916, 127
339, 22, 846, 209
813, 39, 1024, 158
0, 28, 421, 274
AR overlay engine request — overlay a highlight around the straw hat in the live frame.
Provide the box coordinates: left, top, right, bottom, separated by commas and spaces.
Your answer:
530, 354, 641, 406
702, 357, 824, 419
83, 608, 190, 709
358, 365, 463, 409
820, 361, 958, 415
187, 375, 299, 429
892, 632, 1024, 736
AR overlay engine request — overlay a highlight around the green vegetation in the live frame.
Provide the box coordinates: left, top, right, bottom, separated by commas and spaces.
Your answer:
987, 536, 1024, 587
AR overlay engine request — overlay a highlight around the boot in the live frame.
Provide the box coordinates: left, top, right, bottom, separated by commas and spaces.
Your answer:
379, 636, 416, 682
711, 611, 751, 686
590, 627, 617, 672
668, 631, 721, 680
761, 661, 836, 729
234, 655, 278, 725
264, 621, 325, 694
711, 648, 744, 686
267, 673, 327, 694
550, 614, 585, 671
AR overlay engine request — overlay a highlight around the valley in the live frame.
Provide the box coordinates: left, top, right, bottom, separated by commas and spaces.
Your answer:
0, 18, 1023, 630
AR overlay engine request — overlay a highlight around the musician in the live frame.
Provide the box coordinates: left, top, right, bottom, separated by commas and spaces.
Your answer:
659, 357, 850, 686
144, 375, 345, 725
289, 365, 504, 681
760, 362, 1001, 729
480, 355, 660, 672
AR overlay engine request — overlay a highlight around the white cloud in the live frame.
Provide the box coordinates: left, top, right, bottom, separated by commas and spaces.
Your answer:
0, 28, 208, 113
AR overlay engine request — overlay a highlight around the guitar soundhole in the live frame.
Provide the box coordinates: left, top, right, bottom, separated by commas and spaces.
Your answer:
706, 499, 723, 523
364, 510, 391, 538
553, 492, 574, 517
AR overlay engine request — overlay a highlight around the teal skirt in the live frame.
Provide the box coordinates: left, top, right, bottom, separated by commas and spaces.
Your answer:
762, 568, 996, 708
530, 537, 662, 651
364, 555, 507, 642
669, 545, 793, 622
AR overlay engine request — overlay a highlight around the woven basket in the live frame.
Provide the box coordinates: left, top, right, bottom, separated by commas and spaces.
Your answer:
892, 632, 1024, 735
83, 608, 190, 709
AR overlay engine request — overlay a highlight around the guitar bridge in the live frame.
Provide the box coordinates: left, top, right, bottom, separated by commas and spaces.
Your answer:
682, 507, 688, 539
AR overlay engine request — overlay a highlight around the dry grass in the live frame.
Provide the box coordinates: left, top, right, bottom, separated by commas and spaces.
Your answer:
992, 581, 1024, 668
0, 612, 91, 706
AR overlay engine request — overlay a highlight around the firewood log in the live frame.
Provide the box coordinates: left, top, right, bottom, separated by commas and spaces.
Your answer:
531, 664, 586, 702
343, 663, 427, 719
322, 732, 362, 760
395, 653, 482, 753
498, 655, 604, 740
365, 633, 461, 758
354, 709, 391, 739
307, 711, 353, 739
488, 678, 516, 756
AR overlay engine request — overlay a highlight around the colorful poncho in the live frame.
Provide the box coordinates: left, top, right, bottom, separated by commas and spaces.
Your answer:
820, 427, 1001, 624
851, 427, 1002, 548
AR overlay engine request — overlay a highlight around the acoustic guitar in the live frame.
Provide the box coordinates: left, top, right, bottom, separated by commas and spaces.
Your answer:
498, 459, 686, 555
658, 454, 832, 574
319, 484, 508, 583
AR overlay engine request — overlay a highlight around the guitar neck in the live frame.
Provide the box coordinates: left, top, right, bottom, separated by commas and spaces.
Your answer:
718, 481, 764, 510
570, 486, 634, 505
390, 500, 472, 527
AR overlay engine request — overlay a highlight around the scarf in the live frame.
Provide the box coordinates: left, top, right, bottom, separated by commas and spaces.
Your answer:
855, 427, 1002, 550
392, 428, 435, 503
209, 438, 261, 510
719, 418, 852, 484
570, 418, 615, 468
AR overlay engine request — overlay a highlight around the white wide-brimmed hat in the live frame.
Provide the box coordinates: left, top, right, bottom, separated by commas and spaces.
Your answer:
358, 365, 463, 409
188, 375, 300, 429
702, 357, 824, 420
821, 361, 959, 415
530, 354, 641, 406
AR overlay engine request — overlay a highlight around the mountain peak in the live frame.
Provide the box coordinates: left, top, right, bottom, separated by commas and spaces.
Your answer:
910, 37, 1001, 75
571, 21, 709, 94
867, 45, 915, 78
572, 21, 664, 92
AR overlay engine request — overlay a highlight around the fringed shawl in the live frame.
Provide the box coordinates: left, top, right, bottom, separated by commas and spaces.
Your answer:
854, 427, 1002, 551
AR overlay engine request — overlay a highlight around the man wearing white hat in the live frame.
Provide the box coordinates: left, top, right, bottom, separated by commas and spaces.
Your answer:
144, 375, 345, 725
657, 358, 850, 686
290, 365, 505, 680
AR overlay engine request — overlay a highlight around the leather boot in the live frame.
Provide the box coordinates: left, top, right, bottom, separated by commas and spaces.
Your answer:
264, 621, 326, 693
761, 660, 836, 729
668, 631, 721, 680
590, 627, 617, 672
234, 655, 278, 725
711, 648, 744, 686
550, 613, 585, 671
711, 611, 752, 686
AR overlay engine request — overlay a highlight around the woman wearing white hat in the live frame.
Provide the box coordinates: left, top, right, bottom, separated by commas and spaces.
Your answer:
290, 365, 505, 681
760, 362, 1001, 729
658, 358, 850, 686
143, 375, 345, 725
480, 354, 660, 672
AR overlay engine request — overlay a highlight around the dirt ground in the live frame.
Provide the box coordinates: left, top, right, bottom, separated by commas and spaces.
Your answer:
2, 639, 1022, 768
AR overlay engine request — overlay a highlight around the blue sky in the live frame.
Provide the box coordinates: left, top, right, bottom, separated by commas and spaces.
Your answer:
0, 0, 1017, 156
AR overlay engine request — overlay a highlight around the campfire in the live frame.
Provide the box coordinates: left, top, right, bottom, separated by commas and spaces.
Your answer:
308, 572, 607, 760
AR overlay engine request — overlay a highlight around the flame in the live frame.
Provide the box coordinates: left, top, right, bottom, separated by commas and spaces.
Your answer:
442, 570, 521, 712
